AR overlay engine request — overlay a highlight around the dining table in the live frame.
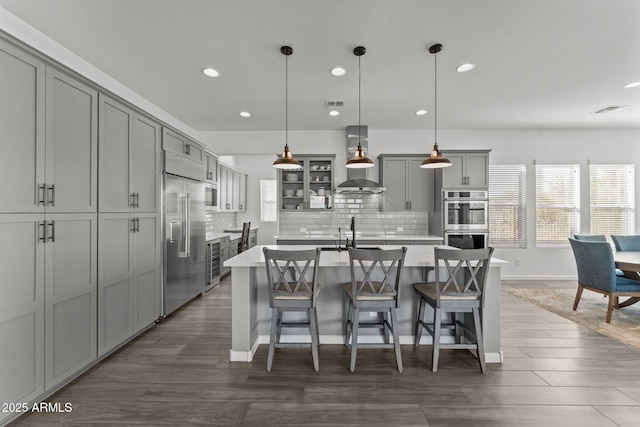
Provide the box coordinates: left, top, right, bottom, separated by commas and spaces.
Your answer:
614, 251, 640, 307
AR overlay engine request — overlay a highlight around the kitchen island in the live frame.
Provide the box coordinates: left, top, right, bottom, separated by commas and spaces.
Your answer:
225, 245, 507, 364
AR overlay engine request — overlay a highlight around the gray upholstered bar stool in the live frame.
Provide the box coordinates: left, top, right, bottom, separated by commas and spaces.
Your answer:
263, 247, 321, 372
344, 247, 407, 373
414, 247, 494, 373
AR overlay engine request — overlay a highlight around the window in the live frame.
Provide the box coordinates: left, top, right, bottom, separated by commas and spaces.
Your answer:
590, 164, 635, 236
536, 164, 580, 246
489, 165, 527, 248
260, 179, 277, 222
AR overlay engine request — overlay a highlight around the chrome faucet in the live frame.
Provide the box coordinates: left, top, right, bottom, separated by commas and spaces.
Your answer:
350, 216, 356, 249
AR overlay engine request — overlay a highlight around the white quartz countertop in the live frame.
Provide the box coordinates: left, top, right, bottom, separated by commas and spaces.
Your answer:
275, 234, 443, 241
225, 244, 507, 268
206, 232, 241, 241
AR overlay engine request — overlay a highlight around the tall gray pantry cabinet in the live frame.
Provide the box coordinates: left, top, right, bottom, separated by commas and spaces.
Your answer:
97, 94, 161, 356
0, 40, 98, 407
0, 36, 161, 424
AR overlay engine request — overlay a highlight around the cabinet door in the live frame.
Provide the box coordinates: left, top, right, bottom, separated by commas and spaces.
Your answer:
99, 95, 133, 212
0, 214, 45, 407
0, 43, 45, 213
134, 214, 160, 332
408, 158, 434, 211
441, 152, 466, 188
466, 153, 489, 187
381, 158, 409, 211
45, 68, 98, 213
218, 166, 228, 210
239, 174, 247, 211
205, 153, 218, 183
132, 114, 161, 212
232, 171, 241, 211
44, 214, 97, 389
98, 214, 134, 355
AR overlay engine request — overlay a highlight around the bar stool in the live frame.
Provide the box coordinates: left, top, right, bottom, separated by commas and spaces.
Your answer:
414, 247, 494, 373
263, 247, 321, 372
344, 247, 407, 373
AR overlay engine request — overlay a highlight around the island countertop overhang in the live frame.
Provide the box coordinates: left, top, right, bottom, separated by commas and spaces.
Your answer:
224, 244, 508, 268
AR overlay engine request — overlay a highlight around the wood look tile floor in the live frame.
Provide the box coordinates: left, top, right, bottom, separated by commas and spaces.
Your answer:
8, 278, 640, 426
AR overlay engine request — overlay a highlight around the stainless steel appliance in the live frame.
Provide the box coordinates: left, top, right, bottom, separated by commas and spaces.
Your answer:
445, 231, 488, 249
206, 239, 221, 291
443, 190, 488, 230
163, 153, 206, 316
205, 183, 217, 211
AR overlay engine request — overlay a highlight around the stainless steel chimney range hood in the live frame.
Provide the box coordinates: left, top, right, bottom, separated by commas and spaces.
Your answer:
335, 126, 386, 194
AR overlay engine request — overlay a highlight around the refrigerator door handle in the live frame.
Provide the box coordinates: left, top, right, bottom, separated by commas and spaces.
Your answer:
185, 193, 191, 257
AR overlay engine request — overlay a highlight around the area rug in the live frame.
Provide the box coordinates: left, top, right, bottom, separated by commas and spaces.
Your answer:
504, 287, 640, 350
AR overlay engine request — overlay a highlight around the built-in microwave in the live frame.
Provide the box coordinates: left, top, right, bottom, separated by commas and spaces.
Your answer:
205, 183, 218, 211
443, 190, 489, 230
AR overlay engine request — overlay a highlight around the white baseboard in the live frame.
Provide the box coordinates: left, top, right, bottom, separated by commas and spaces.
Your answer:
230, 335, 503, 364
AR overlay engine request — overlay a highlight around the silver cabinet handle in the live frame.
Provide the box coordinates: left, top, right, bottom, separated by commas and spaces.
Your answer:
131, 218, 136, 233
38, 184, 46, 206
185, 143, 191, 155
135, 193, 139, 208
135, 217, 140, 232
130, 192, 136, 208
47, 184, 55, 206
48, 220, 55, 242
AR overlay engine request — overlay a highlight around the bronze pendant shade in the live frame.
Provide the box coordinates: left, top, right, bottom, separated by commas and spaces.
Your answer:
273, 46, 302, 170
421, 43, 452, 169
346, 46, 374, 169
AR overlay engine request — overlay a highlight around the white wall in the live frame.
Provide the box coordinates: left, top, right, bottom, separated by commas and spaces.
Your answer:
200, 128, 640, 280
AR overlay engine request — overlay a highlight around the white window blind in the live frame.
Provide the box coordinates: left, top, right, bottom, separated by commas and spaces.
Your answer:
536, 164, 580, 246
260, 179, 277, 222
590, 164, 635, 236
489, 165, 527, 248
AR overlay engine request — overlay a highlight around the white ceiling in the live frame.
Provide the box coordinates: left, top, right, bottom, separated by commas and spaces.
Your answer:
1, 0, 640, 132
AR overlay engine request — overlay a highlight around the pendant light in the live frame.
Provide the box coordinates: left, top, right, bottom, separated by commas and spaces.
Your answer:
273, 46, 302, 170
346, 46, 374, 169
421, 43, 452, 169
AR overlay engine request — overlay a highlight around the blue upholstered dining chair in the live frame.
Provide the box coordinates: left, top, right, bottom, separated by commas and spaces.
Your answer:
569, 238, 640, 323
611, 235, 640, 252
574, 234, 607, 242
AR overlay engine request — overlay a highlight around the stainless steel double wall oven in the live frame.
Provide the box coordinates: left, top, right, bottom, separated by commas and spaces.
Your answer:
442, 190, 489, 249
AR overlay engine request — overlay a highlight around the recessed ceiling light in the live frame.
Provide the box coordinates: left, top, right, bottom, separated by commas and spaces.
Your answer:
456, 63, 476, 73
415, 109, 428, 116
331, 67, 346, 76
328, 110, 340, 116
624, 81, 640, 88
202, 67, 220, 78
239, 111, 251, 118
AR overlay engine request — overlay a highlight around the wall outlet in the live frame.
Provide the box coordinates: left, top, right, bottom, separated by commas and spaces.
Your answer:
515, 258, 521, 267
397, 227, 403, 232
300, 228, 307, 233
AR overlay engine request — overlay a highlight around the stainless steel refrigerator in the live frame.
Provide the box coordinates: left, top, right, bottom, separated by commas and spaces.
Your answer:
163, 155, 206, 316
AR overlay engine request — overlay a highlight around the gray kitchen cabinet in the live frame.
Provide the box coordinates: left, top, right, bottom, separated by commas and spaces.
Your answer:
278, 155, 335, 211
0, 42, 45, 214
162, 128, 204, 164
205, 151, 218, 183
219, 165, 231, 211
0, 214, 46, 407
99, 95, 161, 213
44, 213, 97, 390
0, 45, 97, 214
97, 212, 160, 356
440, 150, 490, 188
45, 68, 98, 213
238, 173, 247, 212
378, 155, 435, 212
220, 236, 231, 276
218, 164, 247, 212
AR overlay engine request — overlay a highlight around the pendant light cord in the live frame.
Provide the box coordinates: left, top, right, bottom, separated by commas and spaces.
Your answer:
285, 52, 288, 147
434, 48, 438, 145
